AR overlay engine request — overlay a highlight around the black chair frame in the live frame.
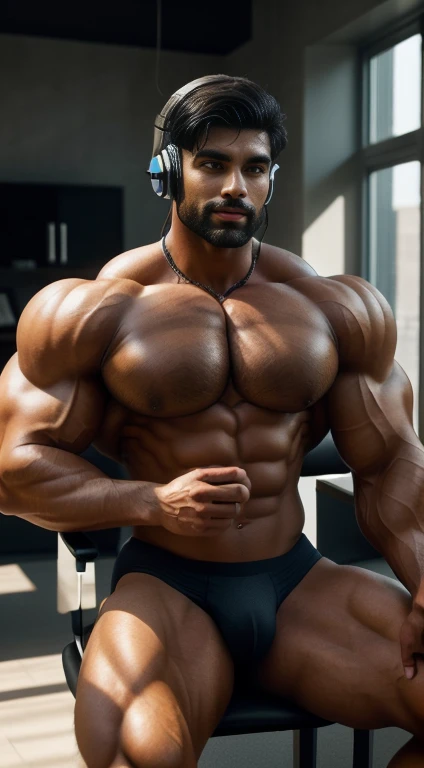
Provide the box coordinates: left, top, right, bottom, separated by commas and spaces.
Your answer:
60, 433, 374, 767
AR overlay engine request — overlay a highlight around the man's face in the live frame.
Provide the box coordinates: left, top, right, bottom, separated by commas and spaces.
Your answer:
176, 127, 272, 248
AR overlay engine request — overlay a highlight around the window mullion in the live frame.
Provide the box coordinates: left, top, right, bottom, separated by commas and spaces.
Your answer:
362, 129, 421, 171
362, 26, 423, 433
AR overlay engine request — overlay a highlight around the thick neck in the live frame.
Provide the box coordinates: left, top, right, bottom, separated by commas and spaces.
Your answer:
164, 203, 256, 296
162, 237, 258, 303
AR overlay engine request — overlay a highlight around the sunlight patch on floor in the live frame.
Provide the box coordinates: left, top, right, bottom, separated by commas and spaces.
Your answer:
0, 654, 65, 694
0, 689, 80, 767
0, 565, 36, 595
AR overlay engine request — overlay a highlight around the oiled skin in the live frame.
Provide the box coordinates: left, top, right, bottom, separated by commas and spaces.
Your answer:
1, 237, 421, 586
2, 238, 424, 768
2, 121, 424, 767
98, 242, 341, 561
0, 240, 333, 556
0, 237, 422, 584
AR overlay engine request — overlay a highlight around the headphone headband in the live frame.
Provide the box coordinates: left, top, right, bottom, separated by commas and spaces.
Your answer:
152, 74, 233, 156
148, 74, 279, 204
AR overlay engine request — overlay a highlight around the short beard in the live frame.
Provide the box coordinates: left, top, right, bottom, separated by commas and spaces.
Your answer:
176, 199, 266, 248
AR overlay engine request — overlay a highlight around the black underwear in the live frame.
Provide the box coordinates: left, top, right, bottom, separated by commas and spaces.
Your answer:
110, 533, 322, 671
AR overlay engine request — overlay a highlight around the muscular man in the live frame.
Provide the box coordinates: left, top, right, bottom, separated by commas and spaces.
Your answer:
0, 74, 424, 768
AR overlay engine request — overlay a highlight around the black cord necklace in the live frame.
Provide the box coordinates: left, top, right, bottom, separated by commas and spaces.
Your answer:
161, 236, 260, 304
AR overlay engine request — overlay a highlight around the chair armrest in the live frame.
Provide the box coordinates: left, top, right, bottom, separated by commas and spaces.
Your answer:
59, 531, 98, 572
57, 533, 97, 615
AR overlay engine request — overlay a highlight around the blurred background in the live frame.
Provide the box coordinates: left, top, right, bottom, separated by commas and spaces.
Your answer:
0, 0, 423, 765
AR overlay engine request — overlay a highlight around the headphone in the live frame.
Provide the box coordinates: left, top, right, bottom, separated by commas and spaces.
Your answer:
147, 75, 279, 205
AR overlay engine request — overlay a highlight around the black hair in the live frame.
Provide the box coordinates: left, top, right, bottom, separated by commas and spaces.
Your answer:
166, 75, 288, 162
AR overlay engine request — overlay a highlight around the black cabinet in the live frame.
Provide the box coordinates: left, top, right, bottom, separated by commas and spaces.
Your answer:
0, 182, 123, 269
56, 185, 123, 268
0, 184, 56, 267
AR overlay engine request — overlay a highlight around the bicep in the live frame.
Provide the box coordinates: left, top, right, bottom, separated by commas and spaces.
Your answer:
1, 275, 134, 452
0, 354, 107, 461
327, 360, 418, 477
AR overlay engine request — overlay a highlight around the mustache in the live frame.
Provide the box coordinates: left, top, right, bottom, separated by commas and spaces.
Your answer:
204, 200, 256, 217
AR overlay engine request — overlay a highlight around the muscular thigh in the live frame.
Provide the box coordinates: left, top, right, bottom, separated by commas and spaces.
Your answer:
257, 558, 423, 733
75, 573, 235, 766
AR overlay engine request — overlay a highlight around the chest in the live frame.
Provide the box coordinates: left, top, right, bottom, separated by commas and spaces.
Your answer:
102, 283, 339, 416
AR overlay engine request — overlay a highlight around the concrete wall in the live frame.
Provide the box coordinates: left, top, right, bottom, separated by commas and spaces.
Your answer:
0, 34, 219, 250
226, 0, 424, 273
1, 0, 422, 269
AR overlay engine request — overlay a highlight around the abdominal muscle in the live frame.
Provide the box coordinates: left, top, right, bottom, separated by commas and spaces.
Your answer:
133, 492, 305, 562
117, 396, 314, 563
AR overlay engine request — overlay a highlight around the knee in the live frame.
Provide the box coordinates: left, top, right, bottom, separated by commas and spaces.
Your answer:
75, 679, 197, 768
119, 695, 196, 768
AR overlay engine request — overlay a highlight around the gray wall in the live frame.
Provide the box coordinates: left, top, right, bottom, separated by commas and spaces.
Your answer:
226, 0, 424, 273
0, 34, 219, 250
2, 0, 423, 271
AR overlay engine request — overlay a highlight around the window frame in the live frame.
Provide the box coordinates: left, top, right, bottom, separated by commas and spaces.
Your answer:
360, 14, 424, 436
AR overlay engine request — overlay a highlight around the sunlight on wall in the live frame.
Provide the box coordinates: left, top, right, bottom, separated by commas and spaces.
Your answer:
0, 563, 36, 595
302, 195, 345, 275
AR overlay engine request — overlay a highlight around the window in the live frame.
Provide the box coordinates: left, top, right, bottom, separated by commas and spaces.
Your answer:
369, 161, 420, 427
362, 23, 423, 433
369, 34, 421, 143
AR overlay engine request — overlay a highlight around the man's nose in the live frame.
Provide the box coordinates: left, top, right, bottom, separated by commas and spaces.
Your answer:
221, 169, 247, 198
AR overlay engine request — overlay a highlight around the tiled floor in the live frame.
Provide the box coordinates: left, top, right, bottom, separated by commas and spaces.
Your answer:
0, 553, 113, 768
0, 682, 80, 767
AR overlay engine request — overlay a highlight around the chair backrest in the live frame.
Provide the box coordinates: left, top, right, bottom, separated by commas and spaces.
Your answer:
300, 432, 350, 477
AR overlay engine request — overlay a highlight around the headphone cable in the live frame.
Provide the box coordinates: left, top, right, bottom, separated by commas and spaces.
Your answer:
161, 206, 172, 238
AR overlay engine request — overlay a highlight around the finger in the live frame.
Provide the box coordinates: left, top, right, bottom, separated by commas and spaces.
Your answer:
195, 466, 251, 489
190, 482, 250, 505
208, 502, 245, 518
179, 503, 239, 521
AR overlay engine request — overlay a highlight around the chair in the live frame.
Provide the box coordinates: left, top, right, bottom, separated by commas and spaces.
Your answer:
59, 433, 374, 767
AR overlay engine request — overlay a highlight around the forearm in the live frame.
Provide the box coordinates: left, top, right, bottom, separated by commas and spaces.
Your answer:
354, 446, 424, 605
0, 443, 162, 532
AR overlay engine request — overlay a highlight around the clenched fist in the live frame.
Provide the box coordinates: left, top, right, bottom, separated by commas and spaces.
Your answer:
154, 466, 251, 536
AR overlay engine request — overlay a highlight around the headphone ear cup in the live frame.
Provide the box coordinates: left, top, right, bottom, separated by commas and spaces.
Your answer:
148, 152, 170, 198
149, 145, 180, 200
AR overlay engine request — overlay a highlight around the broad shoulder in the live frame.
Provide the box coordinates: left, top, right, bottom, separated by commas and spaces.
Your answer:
17, 276, 142, 387
258, 243, 317, 282
97, 241, 163, 284
286, 273, 397, 379
97, 241, 318, 286
19, 275, 142, 327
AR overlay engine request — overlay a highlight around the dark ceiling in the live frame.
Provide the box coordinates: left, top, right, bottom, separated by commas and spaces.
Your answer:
1, 1, 252, 55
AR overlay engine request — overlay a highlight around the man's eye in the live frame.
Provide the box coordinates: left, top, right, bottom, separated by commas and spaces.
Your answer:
247, 166, 266, 174
203, 162, 222, 170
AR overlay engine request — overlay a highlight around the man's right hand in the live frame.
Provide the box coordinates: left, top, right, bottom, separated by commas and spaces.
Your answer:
154, 466, 251, 536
